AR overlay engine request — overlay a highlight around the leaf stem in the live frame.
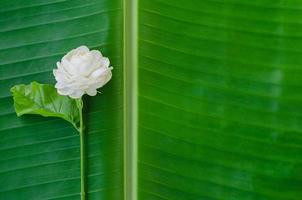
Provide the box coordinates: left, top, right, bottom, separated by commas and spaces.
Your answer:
77, 98, 86, 200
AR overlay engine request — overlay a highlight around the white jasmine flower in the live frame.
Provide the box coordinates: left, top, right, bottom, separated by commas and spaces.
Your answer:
53, 45, 113, 98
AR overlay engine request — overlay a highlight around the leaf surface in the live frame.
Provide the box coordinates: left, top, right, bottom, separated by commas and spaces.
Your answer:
1, 0, 302, 200
0, 0, 123, 199
137, 0, 302, 199
11, 82, 80, 129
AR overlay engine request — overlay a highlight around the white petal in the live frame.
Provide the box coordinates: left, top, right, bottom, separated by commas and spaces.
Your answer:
100, 57, 110, 67
63, 49, 77, 61
55, 82, 65, 89
76, 45, 89, 54
62, 57, 77, 75
66, 46, 89, 58
76, 54, 96, 76
69, 90, 84, 99
92, 72, 112, 89
57, 61, 72, 77
90, 50, 102, 57
53, 69, 57, 77
90, 68, 107, 78
100, 70, 113, 84
86, 87, 97, 96
70, 56, 85, 71
54, 70, 72, 84
53, 46, 113, 96
57, 87, 73, 96
78, 50, 103, 75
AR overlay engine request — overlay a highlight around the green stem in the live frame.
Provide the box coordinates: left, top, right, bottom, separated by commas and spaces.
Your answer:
77, 99, 86, 200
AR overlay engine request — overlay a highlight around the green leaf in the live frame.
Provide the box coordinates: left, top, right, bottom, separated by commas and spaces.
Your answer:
0, 0, 123, 199
2, 0, 302, 200
11, 82, 80, 130
137, 1, 302, 200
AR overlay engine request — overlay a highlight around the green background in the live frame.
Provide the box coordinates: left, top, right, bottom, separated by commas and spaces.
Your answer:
138, 0, 302, 199
0, 0, 123, 199
1, 0, 302, 199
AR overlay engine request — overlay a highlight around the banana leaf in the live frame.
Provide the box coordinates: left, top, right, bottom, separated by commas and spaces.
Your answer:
0, 0, 123, 199
138, 0, 302, 199
0, 0, 302, 199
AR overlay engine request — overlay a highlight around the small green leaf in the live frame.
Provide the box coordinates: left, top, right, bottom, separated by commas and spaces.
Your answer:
10, 82, 80, 130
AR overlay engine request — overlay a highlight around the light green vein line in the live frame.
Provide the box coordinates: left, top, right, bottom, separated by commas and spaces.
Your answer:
124, 0, 138, 199
0, 0, 67, 14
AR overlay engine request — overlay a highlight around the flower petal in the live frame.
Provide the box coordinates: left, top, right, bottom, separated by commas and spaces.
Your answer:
69, 90, 84, 99
86, 87, 97, 96
53, 46, 113, 97
76, 45, 89, 54
57, 87, 73, 95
